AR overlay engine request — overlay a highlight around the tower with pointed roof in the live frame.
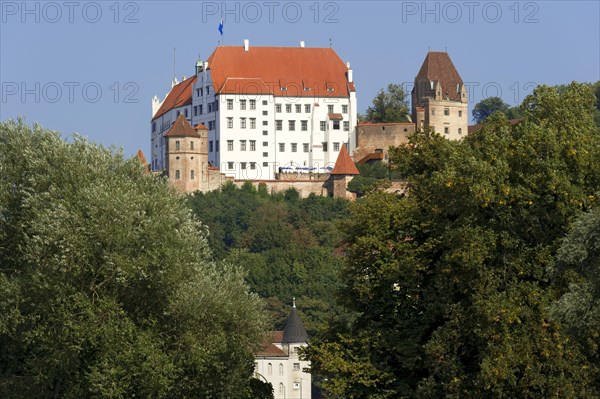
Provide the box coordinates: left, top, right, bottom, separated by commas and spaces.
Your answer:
330, 145, 359, 199
164, 114, 209, 193
255, 300, 311, 399
411, 51, 468, 140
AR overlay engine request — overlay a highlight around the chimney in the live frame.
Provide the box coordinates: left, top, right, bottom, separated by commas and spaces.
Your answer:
300, 40, 305, 48
348, 69, 353, 83
244, 39, 249, 51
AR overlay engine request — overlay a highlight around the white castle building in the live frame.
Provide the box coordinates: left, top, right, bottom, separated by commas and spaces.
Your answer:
151, 40, 357, 180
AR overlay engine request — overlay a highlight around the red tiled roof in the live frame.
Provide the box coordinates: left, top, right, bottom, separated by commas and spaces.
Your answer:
164, 114, 202, 138
207, 46, 355, 97
152, 76, 197, 120
328, 113, 343, 120
256, 331, 287, 357
331, 145, 359, 175
136, 149, 149, 173
194, 123, 208, 131
416, 52, 463, 101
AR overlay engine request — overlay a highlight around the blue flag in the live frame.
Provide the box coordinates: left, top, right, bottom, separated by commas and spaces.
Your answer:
218, 19, 223, 35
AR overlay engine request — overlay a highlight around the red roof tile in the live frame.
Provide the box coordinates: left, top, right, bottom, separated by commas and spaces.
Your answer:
328, 113, 343, 120
416, 52, 463, 102
136, 149, 149, 173
207, 46, 355, 98
164, 114, 202, 138
194, 123, 208, 131
152, 76, 197, 120
331, 145, 359, 175
256, 331, 287, 357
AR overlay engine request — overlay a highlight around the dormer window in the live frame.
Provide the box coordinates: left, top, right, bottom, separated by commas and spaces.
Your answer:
304, 87, 311, 91
327, 87, 334, 92
281, 86, 287, 91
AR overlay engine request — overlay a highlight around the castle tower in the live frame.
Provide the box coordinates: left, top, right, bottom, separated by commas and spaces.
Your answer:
164, 114, 208, 193
330, 145, 359, 199
411, 51, 468, 139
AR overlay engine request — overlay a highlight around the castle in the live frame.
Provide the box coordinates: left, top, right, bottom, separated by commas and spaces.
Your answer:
149, 42, 467, 196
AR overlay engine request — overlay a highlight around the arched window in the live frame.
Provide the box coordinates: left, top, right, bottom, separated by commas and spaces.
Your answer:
279, 383, 284, 394
267, 363, 272, 375
279, 363, 284, 375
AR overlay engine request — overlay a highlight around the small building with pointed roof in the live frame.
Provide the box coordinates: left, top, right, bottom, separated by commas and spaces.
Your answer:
255, 300, 311, 399
330, 145, 359, 199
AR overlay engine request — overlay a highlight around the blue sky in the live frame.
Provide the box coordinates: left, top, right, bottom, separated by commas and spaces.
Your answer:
1, 0, 599, 156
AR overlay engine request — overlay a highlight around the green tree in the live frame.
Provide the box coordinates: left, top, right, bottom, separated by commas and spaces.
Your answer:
365, 83, 410, 123
308, 83, 600, 398
472, 96, 509, 123
0, 120, 268, 398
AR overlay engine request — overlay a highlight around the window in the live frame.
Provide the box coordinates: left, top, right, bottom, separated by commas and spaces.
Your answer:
263, 152, 268, 157
193, 106, 197, 116
301, 120, 308, 131
291, 143, 297, 152
216, 140, 219, 152
444, 127, 449, 134
209, 141, 213, 152
279, 363, 284, 375
305, 104, 311, 113
175, 140, 180, 150
240, 140, 247, 151
250, 162, 256, 170
240, 118, 247, 129
241, 162, 247, 170
263, 130, 268, 136
250, 99, 256, 110
293, 363, 300, 371
262, 100, 268, 105
262, 110, 268, 116
458, 110, 463, 117
190, 170, 195, 180
328, 105, 334, 113
343, 121, 349, 131
152, 122, 156, 132
458, 128, 462, 134
250, 118, 256, 129
190, 141, 194, 150
322, 142, 328, 152
286, 104, 292, 113
208, 103, 213, 113
444, 108, 450, 116
303, 143, 309, 152
227, 118, 233, 128
250, 140, 256, 151
263, 162, 268, 167
279, 143, 285, 152
227, 99, 233, 110
333, 120, 340, 130
276, 120, 283, 131
268, 363, 273, 375
342, 104, 348, 113
333, 142, 340, 151
263, 141, 268, 147
320, 121, 326, 131
199, 104, 203, 114
289, 120, 296, 131
208, 121, 215, 130
295, 104, 301, 113
276, 104, 282, 113
196, 88, 201, 97
227, 140, 233, 151
240, 99, 246, 110
227, 162, 234, 170
184, 108, 188, 117
262, 120, 268, 126
174, 170, 181, 179
279, 383, 284, 394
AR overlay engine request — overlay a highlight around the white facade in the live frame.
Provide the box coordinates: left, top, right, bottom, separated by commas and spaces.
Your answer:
255, 342, 311, 399
152, 43, 357, 180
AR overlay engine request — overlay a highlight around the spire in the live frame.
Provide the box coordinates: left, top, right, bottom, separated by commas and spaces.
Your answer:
331, 145, 359, 175
282, 300, 308, 344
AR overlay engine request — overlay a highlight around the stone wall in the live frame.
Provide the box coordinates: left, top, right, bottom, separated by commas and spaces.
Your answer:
353, 122, 415, 163
234, 179, 330, 198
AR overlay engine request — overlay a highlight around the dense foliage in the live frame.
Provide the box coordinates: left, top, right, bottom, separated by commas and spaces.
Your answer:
188, 183, 350, 333
471, 96, 523, 123
0, 121, 269, 398
307, 83, 600, 398
365, 83, 410, 123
